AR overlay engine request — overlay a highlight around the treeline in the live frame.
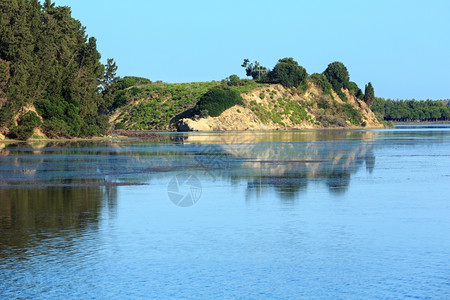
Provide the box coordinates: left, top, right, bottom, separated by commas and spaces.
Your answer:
0, 0, 117, 139
371, 98, 450, 122
241, 58, 375, 105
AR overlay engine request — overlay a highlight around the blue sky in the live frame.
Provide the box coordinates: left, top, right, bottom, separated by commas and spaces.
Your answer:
55, 0, 449, 100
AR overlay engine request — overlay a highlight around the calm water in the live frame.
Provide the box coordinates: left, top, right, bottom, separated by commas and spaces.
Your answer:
1, 127, 449, 299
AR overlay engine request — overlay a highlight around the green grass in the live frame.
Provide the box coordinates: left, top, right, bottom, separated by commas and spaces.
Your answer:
114, 81, 221, 130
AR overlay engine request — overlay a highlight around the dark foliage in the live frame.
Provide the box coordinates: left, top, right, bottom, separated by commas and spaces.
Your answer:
364, 82, 375, 106
116, 76, 152, 90
310, 73, 333, 96
270, 57, 307, 88
0, 0, 116, 138
194, 87, 243, 117
348, 81, 364, 99
10, 111, 42, 140
323, 62, 350, 101
371, 98, 450, 122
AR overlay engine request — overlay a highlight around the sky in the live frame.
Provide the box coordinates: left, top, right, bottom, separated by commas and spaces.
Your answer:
54, 0, 450, 100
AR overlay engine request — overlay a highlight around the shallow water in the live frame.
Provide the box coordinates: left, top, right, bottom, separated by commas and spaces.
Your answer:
1, 127, 449, 299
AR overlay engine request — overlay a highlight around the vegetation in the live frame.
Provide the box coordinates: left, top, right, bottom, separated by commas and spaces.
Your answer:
323, 62, 350, 101
194, 87, 243, 117
116, 76, 152, 90
270, 58, 308, 88
0, 0, 116, 139
0, 1, 392, 138
310, 73, 333, 97
241, 57, 307, 89
112, 81, 221, 130
371, 98, 450, 122
364, 82, 375, 106
10, 111, 42, 140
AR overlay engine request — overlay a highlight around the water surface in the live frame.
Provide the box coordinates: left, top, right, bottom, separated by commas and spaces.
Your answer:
1, 128, 449, 299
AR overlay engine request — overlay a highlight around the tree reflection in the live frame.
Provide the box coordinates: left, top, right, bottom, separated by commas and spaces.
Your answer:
0, 186, 116, 259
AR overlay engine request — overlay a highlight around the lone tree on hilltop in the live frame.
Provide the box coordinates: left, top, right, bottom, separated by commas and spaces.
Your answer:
323, 61, 350, 91
270, 57, 307, 88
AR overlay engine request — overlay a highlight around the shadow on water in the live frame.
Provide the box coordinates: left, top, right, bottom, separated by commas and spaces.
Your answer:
0, 186, 117, 260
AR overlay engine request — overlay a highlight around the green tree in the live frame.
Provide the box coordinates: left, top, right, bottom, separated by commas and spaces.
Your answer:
323, 62, 350, 91
270, 57, 307, 88
241, 59, 268, 82
364, 82, 375, 106
0, 0, 114, 138
101, 58, 119, 111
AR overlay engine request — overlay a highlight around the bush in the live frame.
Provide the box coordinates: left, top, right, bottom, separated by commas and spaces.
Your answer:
194, 87, 243, 117
227, 74, 240, 86
11, 111, 42, 140
113, 90, 128, 108
131, 87, 142, 96
338, 103, 362, 125
317, 97, 330, 109
348, 81, 364, 99
116, 76, 152, 90
310, 73, 332, 95
36, 97, 82, 137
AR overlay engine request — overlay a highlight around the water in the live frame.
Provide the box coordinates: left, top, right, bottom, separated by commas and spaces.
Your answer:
1, 127, 449, 299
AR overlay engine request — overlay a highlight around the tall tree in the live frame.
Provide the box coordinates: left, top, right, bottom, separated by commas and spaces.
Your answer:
0, 0, 114, 138
364, 82, 375, 106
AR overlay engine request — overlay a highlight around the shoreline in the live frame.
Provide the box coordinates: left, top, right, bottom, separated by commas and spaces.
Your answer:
1, 126, 386, 143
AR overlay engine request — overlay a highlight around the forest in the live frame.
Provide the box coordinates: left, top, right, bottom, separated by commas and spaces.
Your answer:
371, 98, 450, 122
0, 0, 117, 139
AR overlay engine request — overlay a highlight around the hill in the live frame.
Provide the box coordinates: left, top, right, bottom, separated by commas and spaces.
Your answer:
109, 77, 383, 132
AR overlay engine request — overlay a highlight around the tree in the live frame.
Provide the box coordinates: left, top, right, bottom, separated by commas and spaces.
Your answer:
0, 0, 115, 138
364, 82, 375, 106
103, 58, 118, 86
323, 61, 350, 91
241, 59, 268, 81
270, 57, 307, 88
101, 58, 119, 110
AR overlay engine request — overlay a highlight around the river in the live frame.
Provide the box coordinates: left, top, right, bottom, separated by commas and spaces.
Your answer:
1, 126, 449, 299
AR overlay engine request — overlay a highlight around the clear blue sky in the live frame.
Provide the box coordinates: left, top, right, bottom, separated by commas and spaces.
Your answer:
55, 0, 449, 100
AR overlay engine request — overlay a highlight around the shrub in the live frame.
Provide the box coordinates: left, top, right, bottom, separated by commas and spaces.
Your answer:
317, 97, 330, 109
310, 73, 332, 95
259, 92, 265, 100
194, 87, 243, 117
113, 90, 128, 108
36, 97, 82, 137
338, 103, 362, 125
228, 74, 240, 86
116, 76, 152, 90
11, 111, 42, 140
348, 81, 364, 99
131, 87, 142, 96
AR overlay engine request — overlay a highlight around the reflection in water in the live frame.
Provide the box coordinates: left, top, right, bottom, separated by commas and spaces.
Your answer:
0, 186, 117, 260
0, 131, 377, 202
1, 128, 449, 299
